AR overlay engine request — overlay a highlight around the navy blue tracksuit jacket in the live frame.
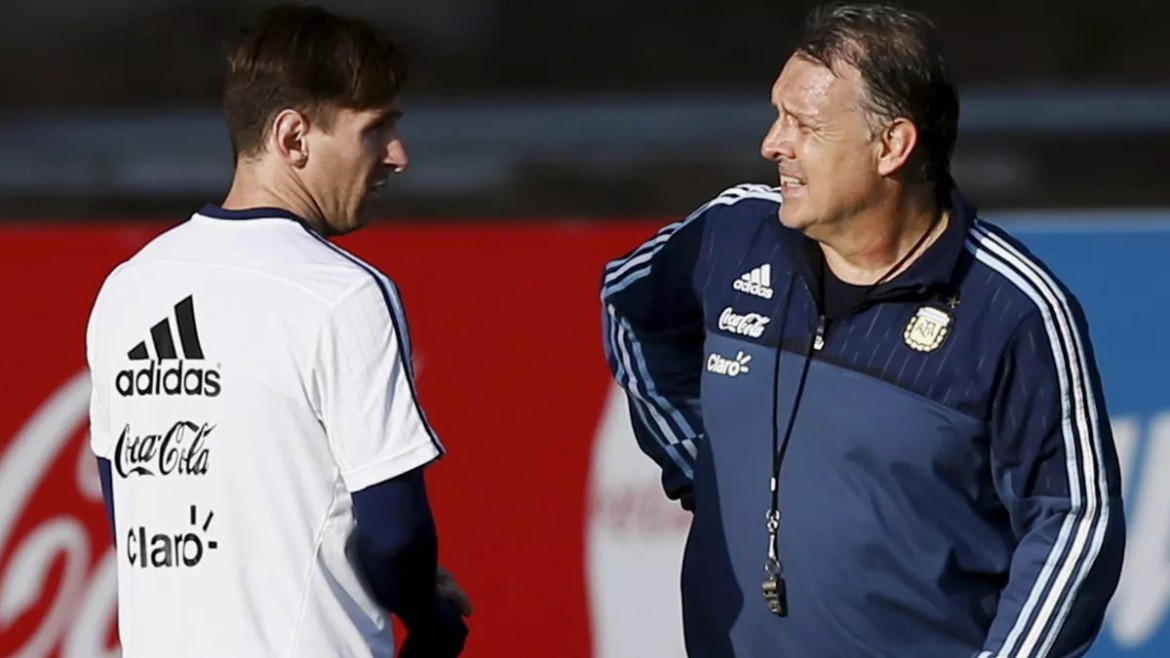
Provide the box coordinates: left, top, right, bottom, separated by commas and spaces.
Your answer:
600, 184, 1126, 657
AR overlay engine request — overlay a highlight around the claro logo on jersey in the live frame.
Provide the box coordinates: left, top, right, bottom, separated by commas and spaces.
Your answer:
115, 295, 221, 397
127, 505, 220, 569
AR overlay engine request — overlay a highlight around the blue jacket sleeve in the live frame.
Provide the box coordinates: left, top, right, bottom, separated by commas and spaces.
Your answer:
980, 300, 1126, 658
600, 197, 713, 510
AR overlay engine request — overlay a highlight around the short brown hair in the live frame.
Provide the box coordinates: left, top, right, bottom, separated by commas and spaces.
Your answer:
223, 4, 408, 159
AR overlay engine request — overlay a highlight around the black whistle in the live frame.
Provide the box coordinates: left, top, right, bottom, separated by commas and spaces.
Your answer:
762, 573, 788, 617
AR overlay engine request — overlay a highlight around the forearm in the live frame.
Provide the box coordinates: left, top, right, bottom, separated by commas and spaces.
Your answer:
600, 205, 709, 507
981, 496, 1125, 658
355, 512, 446, 628
351, 469, 452, 632
97, 457, 115, 544
604, 305, 705, 506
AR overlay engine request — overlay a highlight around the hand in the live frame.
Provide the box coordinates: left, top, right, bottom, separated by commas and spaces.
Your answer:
399, 567, 472, 657
436, 565, 473, 617
400, 597, 468, 658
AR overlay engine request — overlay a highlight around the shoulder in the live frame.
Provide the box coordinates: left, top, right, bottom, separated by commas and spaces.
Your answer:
301, 237, 410, 335
659, 182, 782, 246
106, 213, 403, 317
607, 182, 782, 262
684, 183, 783, 259
961, 217, 1090, 341
237, 221, 403, 311
307, 236, 401, 303
699, 183, 783, 217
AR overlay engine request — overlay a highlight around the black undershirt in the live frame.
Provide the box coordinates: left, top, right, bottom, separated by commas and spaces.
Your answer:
820, 260, 873, 321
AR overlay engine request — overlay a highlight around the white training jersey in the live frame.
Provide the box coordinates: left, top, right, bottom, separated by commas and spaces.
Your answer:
85, 205, 444, 657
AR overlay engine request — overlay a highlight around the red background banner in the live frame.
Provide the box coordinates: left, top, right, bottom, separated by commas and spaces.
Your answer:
0, 220, 658, 658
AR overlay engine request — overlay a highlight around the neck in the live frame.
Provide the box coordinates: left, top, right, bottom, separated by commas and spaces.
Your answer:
220, 160, 330, 235
817, 190, 946, 286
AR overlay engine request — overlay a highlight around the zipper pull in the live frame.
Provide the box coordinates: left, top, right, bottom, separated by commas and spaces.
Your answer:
812, 316, 827, 351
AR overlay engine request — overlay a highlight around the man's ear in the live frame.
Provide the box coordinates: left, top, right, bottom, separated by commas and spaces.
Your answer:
876, 117, 918, 178
270, 109, 311, 168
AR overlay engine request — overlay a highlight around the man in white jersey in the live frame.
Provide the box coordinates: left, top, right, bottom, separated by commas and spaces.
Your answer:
85, 5, 470, 656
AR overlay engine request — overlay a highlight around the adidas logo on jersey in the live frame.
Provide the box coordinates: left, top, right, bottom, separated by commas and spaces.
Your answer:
733, 264, 774, 299
115, 295, 221, 398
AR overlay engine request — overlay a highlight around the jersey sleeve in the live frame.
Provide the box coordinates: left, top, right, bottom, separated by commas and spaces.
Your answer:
86, 282, 116, 459
312, 279, 443, 492
88, 379, 115, 459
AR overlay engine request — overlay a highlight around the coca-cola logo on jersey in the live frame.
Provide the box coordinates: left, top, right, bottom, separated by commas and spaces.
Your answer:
114, 420, 213, 478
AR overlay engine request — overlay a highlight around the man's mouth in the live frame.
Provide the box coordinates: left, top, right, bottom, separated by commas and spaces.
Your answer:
779, 174, 805, 191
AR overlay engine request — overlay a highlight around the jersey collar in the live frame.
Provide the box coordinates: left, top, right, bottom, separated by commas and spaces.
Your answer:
197, 203, 312, 227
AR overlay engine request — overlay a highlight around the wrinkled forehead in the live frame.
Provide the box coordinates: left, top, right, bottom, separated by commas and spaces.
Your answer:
771, 53, 865, 116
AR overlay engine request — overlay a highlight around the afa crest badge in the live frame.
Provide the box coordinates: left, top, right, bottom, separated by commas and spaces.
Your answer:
903, 306, 952, 353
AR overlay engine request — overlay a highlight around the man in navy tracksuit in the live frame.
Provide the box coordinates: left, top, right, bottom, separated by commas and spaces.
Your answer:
600, 4, 1125, 657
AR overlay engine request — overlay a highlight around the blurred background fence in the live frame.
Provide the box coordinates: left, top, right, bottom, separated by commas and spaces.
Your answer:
1, 0, 1168, 219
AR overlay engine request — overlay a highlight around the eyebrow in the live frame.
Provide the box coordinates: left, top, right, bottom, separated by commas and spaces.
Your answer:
775, 102, 816, 123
